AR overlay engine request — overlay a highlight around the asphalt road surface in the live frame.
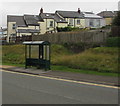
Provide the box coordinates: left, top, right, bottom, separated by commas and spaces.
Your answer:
2, 70, 119, 104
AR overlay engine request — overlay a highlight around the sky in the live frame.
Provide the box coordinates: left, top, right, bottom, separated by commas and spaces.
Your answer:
0, 0, 120, 27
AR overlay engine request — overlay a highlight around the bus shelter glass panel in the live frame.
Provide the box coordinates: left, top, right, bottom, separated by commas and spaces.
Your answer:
31, 45, 39, 58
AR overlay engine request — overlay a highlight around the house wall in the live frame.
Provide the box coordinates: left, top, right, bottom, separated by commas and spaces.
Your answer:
38, 22, 46, 34
57, 23, 68, 27
75, 19, 85, 28
17, 26, 39, 30
85, 18, 105, 28
46, 19, 55, 32
7, 22, 16, 42
105, 18, 113, 25
64, 18, 85, 28
16, 33, 32, 36
39, 19, 56, 34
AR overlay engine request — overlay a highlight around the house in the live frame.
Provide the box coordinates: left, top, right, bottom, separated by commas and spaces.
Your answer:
55, 8, 84, 28
7, 15, 44, 42
55, 8, 105, 28
39, 8, 68, 34
7, 8, 105, 43
0, 27, 7, 44
82, 12, 105, 28
97, 11, 118, 25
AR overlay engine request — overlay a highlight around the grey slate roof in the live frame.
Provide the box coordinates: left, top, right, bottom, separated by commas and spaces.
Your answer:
56, 11, 84, 18
7, 15, 27, 27
24, 15, 44, 26
97, 11, 115, 18
17, 29, 40, 33
40, 13, 55, 19
39, 13, 67, 23
54, 14, 67, 23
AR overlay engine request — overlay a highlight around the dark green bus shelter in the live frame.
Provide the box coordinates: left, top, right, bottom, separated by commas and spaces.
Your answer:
23, 41, 50, 70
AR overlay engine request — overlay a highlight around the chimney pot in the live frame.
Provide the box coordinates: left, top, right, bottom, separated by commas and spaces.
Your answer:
78, 8, 81, 14
40, 8, 43, 13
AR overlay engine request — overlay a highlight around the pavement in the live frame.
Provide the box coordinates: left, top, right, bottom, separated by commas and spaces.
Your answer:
0, 65, 119, 87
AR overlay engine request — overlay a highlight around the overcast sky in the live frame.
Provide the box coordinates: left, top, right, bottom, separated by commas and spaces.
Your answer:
0, 0, 119, 27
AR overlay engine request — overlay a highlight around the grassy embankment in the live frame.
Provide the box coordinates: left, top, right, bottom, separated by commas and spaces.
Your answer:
2, 44, 119, 77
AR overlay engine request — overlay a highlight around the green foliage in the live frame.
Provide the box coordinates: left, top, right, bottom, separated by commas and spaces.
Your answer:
2, 45, 119, 73
56, 27, 87, 32
51, 65, 118, 77
112, 11, 120, 26
52, 47, 119, 73
101, 25, 111, 29
106, 37, 120, 47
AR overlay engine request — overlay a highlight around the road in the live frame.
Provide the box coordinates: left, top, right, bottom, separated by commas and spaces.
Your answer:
2, 70, 119, 104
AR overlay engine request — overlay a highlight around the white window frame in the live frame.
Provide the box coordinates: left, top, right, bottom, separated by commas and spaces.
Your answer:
50, 21, 53, 27
77, 19, 80, 25
69, 19, 73, 26
12, 24, 16, 29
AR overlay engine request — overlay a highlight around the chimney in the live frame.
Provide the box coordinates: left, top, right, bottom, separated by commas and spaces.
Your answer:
78, 8, 81, 14
40, 8, 43, 14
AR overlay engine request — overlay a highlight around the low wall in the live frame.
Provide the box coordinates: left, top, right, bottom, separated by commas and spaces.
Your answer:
32, 30, 109, 44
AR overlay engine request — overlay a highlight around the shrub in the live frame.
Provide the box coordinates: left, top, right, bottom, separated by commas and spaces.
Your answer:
112, 11, 120, 26
52, 47, 119, 73
56, 27, 86, 32
106, 37, 120, 47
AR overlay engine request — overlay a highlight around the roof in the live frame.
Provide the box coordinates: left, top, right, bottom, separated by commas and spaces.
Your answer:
97, 11, 115, 18
17, 29, 40, 33
39, 13, 67, 23
56, 11, 84, 18
54, 14, 67, 23
0, 28, 7, 32
40, 13, 55, 19
83, 12, 102, 19
23, 41, 50, 45
7, 15, 27, 27
7, 15, 44, 27
24, 15, 44, 26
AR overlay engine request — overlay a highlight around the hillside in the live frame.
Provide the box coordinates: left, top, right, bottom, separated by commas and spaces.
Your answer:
2, 44, 119, 73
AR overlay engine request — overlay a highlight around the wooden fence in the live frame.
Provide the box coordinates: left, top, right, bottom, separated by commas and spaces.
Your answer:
111, 26, 120, 37
10, 35, 32, 43
32, 30, 109, 44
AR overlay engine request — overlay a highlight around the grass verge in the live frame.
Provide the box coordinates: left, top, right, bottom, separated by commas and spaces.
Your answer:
2, 63, 118, 77
51, 65, 118, 77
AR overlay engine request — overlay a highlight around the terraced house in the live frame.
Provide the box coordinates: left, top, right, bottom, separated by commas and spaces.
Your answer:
7, 8, 105, 42
97, 11, 118, 25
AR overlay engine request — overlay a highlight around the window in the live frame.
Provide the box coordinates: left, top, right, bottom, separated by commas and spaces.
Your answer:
50, 21, 53, 27
77, 20, 80, 25
69, 19, 73, 26
12, 24, 16, 29
89, 19, 94, 27
11, 33, 16, 36
96, 19, 100, 27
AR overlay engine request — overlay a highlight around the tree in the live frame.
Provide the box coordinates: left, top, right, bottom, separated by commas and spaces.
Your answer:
112, 11, 120, 26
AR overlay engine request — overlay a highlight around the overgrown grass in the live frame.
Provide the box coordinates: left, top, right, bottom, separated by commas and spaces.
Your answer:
52, 65, 118, 77
52, 47, 119, 73
2, 44, 119, 74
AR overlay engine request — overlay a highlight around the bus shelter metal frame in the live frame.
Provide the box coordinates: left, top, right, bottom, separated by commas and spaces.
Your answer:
23, 41, 50, 70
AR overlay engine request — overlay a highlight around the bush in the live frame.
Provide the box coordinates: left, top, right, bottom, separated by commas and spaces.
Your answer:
56, 27, 85, 32
112, 11, 120, 26
52, 47, 119, 73
106, 37, 120, 47
57, 27, 72, 32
